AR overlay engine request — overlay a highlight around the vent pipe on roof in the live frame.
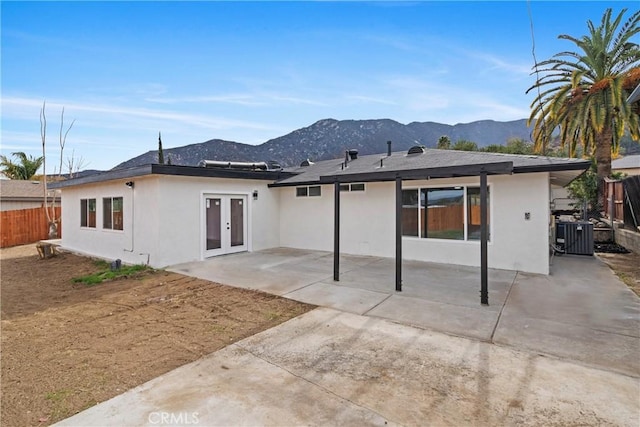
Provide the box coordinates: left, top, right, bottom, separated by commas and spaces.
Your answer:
407, 145, 426, 155
344, 150, 349, 166
387, 141, 392, 156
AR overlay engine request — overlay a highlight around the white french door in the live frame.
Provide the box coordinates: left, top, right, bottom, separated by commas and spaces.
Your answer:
204, 195, 248, 257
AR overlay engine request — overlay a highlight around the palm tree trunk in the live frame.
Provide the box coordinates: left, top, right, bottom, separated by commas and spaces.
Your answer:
594, 126, 613, 211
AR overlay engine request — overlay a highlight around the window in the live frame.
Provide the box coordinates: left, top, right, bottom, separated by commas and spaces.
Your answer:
103, 197, 123, 230
340, 183, 366, 192
401, 186, 490, 241
296, 186, 321, 197
308, 186, 321, 197
401, 189, 419, 237
423, 187, 464, 240
80, 198, 96, 228
467, 187, 490, 240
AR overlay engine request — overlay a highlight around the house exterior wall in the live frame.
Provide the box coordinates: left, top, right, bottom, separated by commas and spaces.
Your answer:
279, 181, 394, 256
153, 175, 280, 267
60, 177, 159, 266
278, 172, 551, 274
60, 175, 280, 268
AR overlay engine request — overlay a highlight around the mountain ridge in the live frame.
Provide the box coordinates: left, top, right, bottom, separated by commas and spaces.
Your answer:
114, 117, 532, 169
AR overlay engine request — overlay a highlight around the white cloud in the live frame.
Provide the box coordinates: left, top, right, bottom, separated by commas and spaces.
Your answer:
2, 96, 278, 131
344, 95, 398, 105
465, 51, 532, 76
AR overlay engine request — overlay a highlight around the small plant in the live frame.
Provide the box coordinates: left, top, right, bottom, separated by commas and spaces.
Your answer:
45, 389, 72, 420
73, 263, 150, 285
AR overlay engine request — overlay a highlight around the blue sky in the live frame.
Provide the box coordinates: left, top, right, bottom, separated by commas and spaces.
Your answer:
2, 1, 637, 173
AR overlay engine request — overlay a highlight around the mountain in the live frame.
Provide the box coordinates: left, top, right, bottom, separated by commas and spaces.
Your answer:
114, 118, 532, 169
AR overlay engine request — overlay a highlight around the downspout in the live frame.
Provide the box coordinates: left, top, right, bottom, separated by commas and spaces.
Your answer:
124, 181, 135, 254
122, 182, 150, 265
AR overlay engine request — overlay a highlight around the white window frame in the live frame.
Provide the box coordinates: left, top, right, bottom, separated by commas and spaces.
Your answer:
340, 183, 366, 192
296, 185, 322, 197
401, 184, 491, 242
80, 198, 96, 228
102, 196, 124, 231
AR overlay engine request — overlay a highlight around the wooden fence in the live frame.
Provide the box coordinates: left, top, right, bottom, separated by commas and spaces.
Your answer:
604, 179, 625, 222
403, 205, 485, 237
1, 207, 61, 248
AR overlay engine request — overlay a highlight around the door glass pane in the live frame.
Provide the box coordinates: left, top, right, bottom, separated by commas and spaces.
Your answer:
230, 198, 244, 247
206, 198, 221, 250
423, 188, 464, 240
401, 190, 419, 236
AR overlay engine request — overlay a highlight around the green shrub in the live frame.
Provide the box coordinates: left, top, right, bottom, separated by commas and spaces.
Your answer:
73, 264, 149, 286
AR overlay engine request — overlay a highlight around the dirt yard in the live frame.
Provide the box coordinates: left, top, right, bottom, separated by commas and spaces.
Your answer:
0, 245, 314, 427
597, 251, 640, 297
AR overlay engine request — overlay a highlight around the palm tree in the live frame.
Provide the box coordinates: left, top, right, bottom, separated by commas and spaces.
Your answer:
527, 8, 640, 206
0, 152, 44, 180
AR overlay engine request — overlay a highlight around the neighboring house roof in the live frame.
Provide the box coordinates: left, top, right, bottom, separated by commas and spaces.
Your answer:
612, 155, 640, 170
49, 164, 296, 189
0, 180, 45, 202
272, 149, 590, 187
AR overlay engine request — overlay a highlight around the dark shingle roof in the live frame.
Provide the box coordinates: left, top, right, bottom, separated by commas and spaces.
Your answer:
272, 149, 590, 186
0, 180, 45, 200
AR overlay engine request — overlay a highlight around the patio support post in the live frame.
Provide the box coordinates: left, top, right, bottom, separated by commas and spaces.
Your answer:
333, 180, 340, 281
480, 171, 488, 305
395, 175, 402, 291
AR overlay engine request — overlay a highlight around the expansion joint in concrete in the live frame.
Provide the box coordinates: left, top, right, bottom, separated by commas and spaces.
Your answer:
490, 272, 518, 343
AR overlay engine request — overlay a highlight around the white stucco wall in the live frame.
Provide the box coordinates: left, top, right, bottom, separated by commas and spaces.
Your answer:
59, 175, 280, 268
60, 170, 551, 274
60, 177, 155, 266
279, 182, 395, 256
278, 173, 551, 274
153, 176, 280, 267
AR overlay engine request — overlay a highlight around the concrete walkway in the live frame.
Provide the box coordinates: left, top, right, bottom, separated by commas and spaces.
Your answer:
56, 249, 640, 426
57, 308, 639, 426
169, 248, 640, 377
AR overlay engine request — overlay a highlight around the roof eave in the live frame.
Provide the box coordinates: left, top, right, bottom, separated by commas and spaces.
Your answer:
512, 160, 591, 174
318, 161, 515, 184
49, 164, 296, 188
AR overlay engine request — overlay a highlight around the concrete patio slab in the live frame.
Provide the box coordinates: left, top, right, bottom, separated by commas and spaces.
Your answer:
493, 255, 640, 377
56, 308, 640, 427
168, 248, 640, 377
335, 258, 516, 312
285, 281, 390, 315
367, 294, 501, 341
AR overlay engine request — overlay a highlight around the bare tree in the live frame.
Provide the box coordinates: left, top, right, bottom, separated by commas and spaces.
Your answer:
41, 101, 75, 239
65, 149, 88, 178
